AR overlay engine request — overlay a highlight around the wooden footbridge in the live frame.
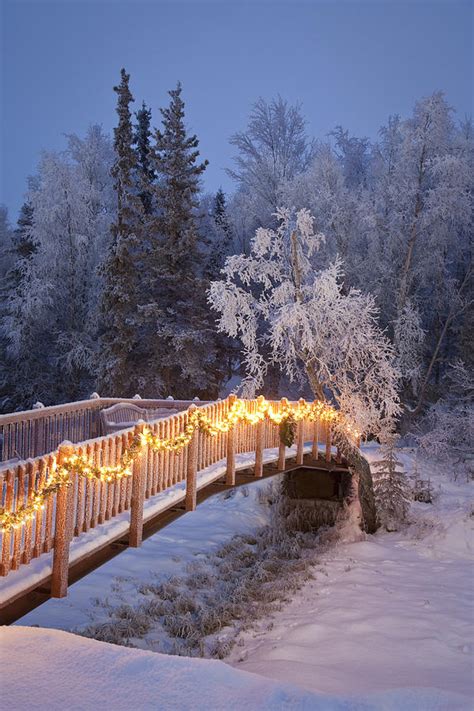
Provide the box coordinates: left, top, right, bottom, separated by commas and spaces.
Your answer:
0, 395, 359, 623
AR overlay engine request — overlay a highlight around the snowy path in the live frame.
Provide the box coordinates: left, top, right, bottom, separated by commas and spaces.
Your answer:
228, 447, 474, 704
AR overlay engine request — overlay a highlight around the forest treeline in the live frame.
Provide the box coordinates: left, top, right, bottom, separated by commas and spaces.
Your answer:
0, 70, 472, 437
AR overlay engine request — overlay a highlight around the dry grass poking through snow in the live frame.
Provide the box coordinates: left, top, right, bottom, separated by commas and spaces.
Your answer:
79, 483, 348, 658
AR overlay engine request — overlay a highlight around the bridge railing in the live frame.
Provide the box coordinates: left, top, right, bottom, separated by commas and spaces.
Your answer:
0, 396, 338, 605
0, 396, 207, 462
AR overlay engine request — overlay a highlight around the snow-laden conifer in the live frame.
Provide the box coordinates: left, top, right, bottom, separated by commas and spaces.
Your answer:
373, 434, 410, 530
142, 83, 226, 399
98, 68, 144, 396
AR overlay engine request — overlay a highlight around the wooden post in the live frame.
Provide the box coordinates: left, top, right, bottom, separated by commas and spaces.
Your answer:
325, 421, 332, 463
185, 405, 199, 512
226, 394, 237, 485
22, 460, 35, 564
51, 441, 74, 598
296, 398, 305, 465
336, 447, 342, 464
254, 395, 265, 477
278, 397, 288, 471
129, 421, 146, 547
311, 418, 319, 459
0, 469, 14, 576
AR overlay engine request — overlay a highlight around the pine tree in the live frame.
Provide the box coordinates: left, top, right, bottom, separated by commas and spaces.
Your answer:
98, 68, 144, 396
145, 82, 226, 398
373, 434, 411, 530
134, 102, 155, 214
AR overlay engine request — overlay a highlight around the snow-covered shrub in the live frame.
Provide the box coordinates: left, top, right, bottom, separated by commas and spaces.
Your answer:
373, 434, 411, 531
409, 458, 436, 503
411, 476, 436, 504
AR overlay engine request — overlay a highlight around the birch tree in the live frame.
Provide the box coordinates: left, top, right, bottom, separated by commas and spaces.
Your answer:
208, 207, 401, 439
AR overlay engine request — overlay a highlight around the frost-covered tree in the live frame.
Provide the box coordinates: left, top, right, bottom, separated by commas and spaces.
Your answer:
393, 301, 425, 396
1, 123, 114, 411
368, 94, 473, 406
283, 143, 370, 287
3, 128, 114, 408
228, 96, 315, 227
0, 206, 13, 282
331, 126, 371, 189
98, 68, 145, 396
417, 361, 474, 473
208, 207, 401, 439
373, 434, 410, 531
0, 206, 15, 411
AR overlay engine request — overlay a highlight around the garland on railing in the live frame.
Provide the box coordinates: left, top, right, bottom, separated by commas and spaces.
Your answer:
0, 397, 359, 533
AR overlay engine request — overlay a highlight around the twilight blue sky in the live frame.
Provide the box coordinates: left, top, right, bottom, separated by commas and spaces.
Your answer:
1, 0, 472, 221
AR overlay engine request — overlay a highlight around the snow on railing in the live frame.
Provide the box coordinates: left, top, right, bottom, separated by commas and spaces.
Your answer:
0, 396, 207, 462
0, 396, 345, 604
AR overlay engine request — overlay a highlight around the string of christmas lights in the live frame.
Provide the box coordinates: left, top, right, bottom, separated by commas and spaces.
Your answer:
0, 398, 359, 533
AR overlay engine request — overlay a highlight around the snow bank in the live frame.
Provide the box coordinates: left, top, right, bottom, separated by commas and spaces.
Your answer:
1, 626, 469, 711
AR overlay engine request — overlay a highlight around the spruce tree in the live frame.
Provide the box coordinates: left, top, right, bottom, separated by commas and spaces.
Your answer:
134, 102, 155, 214
98, 68, 144, 396
373, 434, 411, 530
146, 82, 226, 398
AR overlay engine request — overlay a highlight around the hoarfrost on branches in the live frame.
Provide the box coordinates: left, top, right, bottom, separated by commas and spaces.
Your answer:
208, 207, 401, 438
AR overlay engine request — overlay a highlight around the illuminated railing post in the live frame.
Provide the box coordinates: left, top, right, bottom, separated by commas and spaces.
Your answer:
325, 420, 332, 463
226, 394, 237, 485
254, 395, 265, 477
129, 421, 146, 547
296, 398, 305, 465
278, 397, 288, 471
185, 405, 199, 512
312, 415, 319, 459
51, 441, 74, 598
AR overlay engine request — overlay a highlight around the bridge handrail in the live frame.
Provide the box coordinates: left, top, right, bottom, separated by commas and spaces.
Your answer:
0, 396, 350, 605
0, 396, 212, 462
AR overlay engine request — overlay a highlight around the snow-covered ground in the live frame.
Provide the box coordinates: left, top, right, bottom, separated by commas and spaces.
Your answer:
3, 446, 473, 709
4, 625, 468, 711
228, 447, 474, 704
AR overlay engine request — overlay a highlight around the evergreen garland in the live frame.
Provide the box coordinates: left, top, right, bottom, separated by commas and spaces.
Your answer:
279, 415, 296, 447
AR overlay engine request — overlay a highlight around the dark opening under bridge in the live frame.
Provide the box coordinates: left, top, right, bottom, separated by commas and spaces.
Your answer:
0, 395, 374, 623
